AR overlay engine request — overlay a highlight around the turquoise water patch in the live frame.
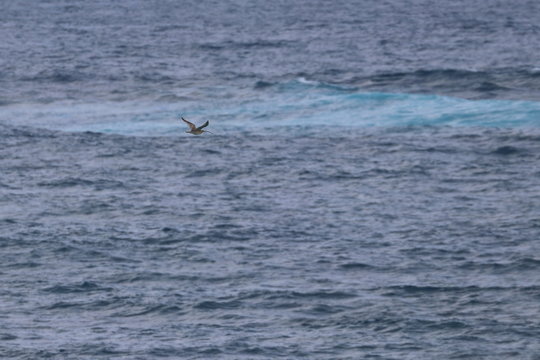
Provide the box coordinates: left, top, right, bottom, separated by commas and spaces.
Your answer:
2, 82, 539, 135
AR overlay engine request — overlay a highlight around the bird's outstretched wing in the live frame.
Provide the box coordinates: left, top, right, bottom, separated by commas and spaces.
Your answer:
181, 117, 196, 131
197, 120, 209, 130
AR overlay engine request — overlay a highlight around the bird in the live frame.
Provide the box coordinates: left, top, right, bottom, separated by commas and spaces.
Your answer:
180, 117, 213, 135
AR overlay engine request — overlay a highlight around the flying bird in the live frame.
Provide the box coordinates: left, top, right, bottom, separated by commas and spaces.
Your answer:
181, 117, 213, 135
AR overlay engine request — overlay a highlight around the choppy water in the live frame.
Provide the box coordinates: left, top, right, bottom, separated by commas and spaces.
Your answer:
1, 0, 540, 359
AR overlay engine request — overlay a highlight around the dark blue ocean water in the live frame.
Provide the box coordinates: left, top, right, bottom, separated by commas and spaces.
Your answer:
1, 1, 540, 359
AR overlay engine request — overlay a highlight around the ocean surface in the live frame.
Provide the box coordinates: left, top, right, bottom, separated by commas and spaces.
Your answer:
1, 0, 540, 359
